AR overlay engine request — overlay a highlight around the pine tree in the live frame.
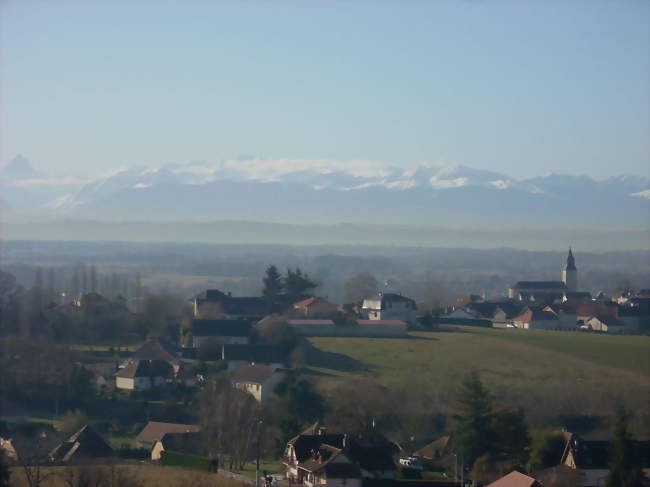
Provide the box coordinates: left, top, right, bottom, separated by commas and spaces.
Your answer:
0, 449, 10, 487
606, 408, 645, 487
262, 265, 283, 303
284, 267, 317, 303
453, 371, 495, 467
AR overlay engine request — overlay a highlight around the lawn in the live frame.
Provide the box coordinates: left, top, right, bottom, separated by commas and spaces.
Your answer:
233, 461, 283, 479
454, 326, 650, 375
305, 326, 650, 430
9, 465, 248, 487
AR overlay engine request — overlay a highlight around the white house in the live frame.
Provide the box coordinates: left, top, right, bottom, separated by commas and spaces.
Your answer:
232, 364, 285, 403
361, 292, 416, 324
583, 316, 626, 333
115, 359, 173, 390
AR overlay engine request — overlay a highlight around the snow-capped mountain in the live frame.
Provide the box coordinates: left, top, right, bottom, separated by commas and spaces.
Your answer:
2, 156, 648, 228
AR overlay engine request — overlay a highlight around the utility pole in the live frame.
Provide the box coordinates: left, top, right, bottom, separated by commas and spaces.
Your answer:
255, 418, 263, 487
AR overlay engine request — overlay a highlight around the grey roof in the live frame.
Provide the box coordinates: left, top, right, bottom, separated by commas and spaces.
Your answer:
49, 425, 114, 463
115, 359, 173, 379
192, 319, 252, 337
513, 281, 567, 290
221, 344, 285, 364
232, 364, 279, 384
136, 421, 200, 444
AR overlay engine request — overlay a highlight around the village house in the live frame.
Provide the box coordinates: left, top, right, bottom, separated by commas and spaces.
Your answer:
191, 319, 252, 348
582, 315, 626, 333
412, 435, 455, 463
136, 421, 201, 450
284, 423, 396, 485
361, 292, 416, 324
559, 432, 650, 486
293, 297, 340, 317
151, 431, 203, 461
48, 425, 114, 464
465, 301, 525, 326
192, 289, 272, 319
231, 364, 285, 403
115, 359, 174, 390
296, 445, 362, 487
511, 308, 560, 330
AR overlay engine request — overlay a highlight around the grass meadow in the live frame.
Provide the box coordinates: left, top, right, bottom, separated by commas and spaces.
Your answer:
306, 326, 650, 433
9, 465, 248, 487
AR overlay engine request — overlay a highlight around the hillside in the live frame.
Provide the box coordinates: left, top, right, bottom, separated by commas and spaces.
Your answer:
305, 326, 650, 433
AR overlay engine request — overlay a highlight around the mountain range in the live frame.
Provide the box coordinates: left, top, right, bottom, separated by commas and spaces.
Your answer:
2, 155, 648, 233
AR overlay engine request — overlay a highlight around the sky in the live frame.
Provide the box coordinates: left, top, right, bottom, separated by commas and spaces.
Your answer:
1, 0, 648, 180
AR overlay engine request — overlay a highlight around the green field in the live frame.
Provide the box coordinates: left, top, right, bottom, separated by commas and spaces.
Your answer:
306, 326, 650, 430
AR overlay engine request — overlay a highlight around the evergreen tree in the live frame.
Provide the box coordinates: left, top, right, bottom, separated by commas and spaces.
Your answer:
262, 265, 283, 303
0, 449, 10, 487
284, 267, 317, 303
453, 371, 495, 467
491, 407, 530, 463
606, 408, 645, 487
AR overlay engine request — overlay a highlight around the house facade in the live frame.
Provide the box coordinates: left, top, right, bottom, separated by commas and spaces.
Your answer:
512, 308, 560, 330
136, 421, 201, 450
284, 425, 396, 486
232, 364, 284, 403
361, 293, 416, 324
191, 319, 252, 348
115, 359, 173, 390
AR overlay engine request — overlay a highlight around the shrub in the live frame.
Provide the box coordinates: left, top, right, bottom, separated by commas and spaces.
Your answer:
160, 450, 218, 472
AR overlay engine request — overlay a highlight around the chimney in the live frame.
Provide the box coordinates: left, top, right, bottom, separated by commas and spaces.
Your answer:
343, 434, 348, 448
228, 291, 232, 297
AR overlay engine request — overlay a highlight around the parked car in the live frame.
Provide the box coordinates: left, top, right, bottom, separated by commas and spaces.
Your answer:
399, 457, 424, 470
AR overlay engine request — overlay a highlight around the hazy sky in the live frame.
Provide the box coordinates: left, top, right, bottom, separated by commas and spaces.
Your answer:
1, 0, 648, 179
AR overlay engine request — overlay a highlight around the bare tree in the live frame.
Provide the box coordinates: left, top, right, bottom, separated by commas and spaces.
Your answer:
344, 273, 378, 303
199, 378, 263, 470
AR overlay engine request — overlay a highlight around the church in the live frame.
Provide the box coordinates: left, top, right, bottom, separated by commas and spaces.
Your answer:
508, 249, 586, 303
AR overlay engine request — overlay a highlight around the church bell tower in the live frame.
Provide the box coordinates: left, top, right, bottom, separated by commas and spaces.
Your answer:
562, 248, 577, 292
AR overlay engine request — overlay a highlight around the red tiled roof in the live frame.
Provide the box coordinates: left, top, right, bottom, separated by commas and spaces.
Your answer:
356, 320, 407, 326
512, 309, 558, 323
487, 471, 541, 487
136, 421, 200, 444
287, 320, 335, 326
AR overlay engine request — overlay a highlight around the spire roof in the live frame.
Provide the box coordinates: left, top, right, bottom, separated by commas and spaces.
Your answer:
565, 247, 576, 271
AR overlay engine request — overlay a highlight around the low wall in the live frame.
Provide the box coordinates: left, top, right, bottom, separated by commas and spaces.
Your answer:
290, 324, 408, 338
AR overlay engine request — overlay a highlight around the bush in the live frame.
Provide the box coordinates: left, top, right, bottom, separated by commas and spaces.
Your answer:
160, 450, 218, 472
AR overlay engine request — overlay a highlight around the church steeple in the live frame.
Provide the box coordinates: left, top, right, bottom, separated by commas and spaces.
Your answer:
562, 248, 577, 292
565, 247, 576, 271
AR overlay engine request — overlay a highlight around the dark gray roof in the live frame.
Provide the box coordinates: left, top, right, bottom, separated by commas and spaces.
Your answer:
192, 319, 252, 337
115, 359, 173, 379
221, 344, 285, 364
49, 425, 114, 463
377, 293, 415, 303
513, 281, 567, 290
231, 364, 279, 384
